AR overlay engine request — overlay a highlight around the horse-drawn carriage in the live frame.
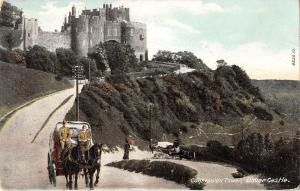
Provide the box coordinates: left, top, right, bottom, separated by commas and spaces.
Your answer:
47, 121, 95, 188
152, 140, 196, 160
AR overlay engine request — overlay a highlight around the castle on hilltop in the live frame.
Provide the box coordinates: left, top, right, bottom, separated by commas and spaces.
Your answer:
2, 4, 147, 62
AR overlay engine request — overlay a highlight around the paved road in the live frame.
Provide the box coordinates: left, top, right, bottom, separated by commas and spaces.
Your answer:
0, 86, 186, 190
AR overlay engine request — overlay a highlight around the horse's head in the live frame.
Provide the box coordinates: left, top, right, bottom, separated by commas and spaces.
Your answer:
93, 143, 103, 160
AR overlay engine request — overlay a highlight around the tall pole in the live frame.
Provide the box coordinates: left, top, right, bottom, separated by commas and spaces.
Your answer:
76, 71, 79, 121
73, 65, 83, 121
88, 62, 91, 84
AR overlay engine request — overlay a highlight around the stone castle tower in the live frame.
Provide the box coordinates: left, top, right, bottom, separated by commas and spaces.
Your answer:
21, 4, 147, 62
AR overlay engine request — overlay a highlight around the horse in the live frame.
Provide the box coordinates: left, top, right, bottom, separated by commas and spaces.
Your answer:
62, 145, 85, 190
83, 143, 103, 190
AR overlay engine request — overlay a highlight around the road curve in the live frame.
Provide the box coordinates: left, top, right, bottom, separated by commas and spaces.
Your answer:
0, 86, 186, 190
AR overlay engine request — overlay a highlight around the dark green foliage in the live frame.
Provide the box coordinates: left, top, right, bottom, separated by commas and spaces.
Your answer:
107, 160, 202, 189
0, 1, 14, 27
0, 48, 14, 63
56, 48, 79, 76
79, 57, 100, 80
25, 45, 57, 73
152, 50, 174, 62
89, 41, 138, 74
152, 50, 208, 71
0, 61, 72, 116
253, 106, 273, 120
1, 32, 22, 50
66, 68, 278, 148
104, 41, 138, 74
88, 42, 108, 71
232, 65, 261, 99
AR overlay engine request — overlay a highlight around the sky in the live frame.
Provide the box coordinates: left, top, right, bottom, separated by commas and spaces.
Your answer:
7, 0, 300, 80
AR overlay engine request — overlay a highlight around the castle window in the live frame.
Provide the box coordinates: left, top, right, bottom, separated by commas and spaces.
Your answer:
90, 39, 92, 46
83, 40, 86, 46
114, 28, 118, 36
90, 27, 93, 33
130, 28, 134, 36
107, 27, 111, 36
28, 33, 30, 37
140, 34, 144, 40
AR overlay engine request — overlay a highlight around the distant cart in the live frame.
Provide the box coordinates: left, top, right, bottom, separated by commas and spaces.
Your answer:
47, 121, 94, 187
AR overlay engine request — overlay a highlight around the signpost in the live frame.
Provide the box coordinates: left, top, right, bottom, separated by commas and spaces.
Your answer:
72, 65, 84, 121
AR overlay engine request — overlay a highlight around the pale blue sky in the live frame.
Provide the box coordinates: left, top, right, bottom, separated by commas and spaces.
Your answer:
7, 0, 300, 80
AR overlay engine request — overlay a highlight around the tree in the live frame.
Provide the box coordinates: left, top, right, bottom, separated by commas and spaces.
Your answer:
56, 48, 79, 76
88, 42, 108, 72
103, 41, 137, 74
1, 32, 22, 50
152, 50, 175, 62
176, 51, 205, 69
216, 59, 228, 69
25, 45, 57, 73
0, 1, 14, 27
79, 57, 100, 81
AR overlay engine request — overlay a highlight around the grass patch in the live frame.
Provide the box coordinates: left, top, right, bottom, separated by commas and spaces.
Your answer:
106, 159, 205, 189
31, 95, 73, 143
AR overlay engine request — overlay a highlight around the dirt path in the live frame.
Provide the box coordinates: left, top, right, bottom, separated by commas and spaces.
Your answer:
0, 86, 186, 190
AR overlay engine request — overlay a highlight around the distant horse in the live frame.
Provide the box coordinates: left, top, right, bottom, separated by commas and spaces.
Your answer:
62, 145, 85, 190
83, 143, 103, 190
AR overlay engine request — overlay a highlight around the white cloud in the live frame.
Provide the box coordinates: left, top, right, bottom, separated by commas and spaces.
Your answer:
164, 19, 200, 34
114, 0, 225, 22
192, 42, 298, 80
25, 0, 84, 31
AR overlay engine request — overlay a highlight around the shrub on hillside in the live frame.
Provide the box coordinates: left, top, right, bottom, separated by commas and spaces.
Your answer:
231, 65, 261, 99
79, 57, 99, 80
56, 48, 79, 76
152, 50, 208, 71
107, 160, 201, 188
0, 48, 14, 63
253, 106, 273, 121
26, 45, 57, 73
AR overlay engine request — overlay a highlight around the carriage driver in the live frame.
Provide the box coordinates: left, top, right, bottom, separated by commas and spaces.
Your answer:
78, 125, 92, 149
59, 120, 71, 151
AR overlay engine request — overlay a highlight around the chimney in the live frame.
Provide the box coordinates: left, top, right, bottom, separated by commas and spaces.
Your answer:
110, 4, 112, 9
103, 4, 105, 8
64, 15, 67, 24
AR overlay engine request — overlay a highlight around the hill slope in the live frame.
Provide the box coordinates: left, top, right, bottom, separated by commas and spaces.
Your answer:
66, 66, 286, 148
252, 80, 300, 121
0, 62, 72, 116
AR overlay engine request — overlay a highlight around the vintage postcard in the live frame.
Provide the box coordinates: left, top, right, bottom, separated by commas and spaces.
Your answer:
0, 0, 299, 190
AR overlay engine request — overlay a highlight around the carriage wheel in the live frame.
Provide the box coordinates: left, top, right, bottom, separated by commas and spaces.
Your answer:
48, 153, 56, 187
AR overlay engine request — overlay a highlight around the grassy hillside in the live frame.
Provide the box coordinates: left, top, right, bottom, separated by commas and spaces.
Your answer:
252, 80, 300, 120
0, 62, 72, 116
66, 66, 287, 148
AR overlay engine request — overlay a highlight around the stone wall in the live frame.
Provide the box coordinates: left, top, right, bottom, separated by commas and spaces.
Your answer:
37, 31, 71, 52
125, 22, 147, 61
104, 22, 121, 43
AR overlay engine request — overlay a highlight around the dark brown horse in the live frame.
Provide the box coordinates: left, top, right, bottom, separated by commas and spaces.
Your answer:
83, 143, 103, 190
62, 145, 85, 190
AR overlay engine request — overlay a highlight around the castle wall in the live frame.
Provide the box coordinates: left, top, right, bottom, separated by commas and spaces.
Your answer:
37, 31, 71, 52
24, 18, 38, 49
71, 15, 89, 57
104, 22, 121, 43
124, 22, 147, 61
89, 16, 105, 49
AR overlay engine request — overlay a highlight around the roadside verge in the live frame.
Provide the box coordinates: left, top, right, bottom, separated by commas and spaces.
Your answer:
106, 159, 206, 190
